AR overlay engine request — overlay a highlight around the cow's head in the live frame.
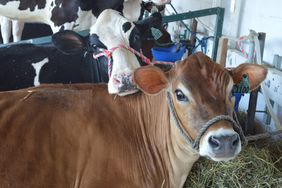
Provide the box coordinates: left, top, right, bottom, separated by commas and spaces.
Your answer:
52, 9, 162, 96
91, 9, 162, 96
134, 52, 267, 161
144, 0, 172, 6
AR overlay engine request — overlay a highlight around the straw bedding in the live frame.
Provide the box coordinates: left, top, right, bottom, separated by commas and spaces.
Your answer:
184, 140, 282, 188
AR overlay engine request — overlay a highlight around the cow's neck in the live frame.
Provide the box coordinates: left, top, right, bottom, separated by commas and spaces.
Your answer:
136, 91, 199, 188
166, 113, 200, 188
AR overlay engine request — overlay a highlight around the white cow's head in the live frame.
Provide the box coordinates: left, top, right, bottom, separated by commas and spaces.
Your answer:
52, 9, 162, 96
143, 0, 172, 5
123, 0, 171, 21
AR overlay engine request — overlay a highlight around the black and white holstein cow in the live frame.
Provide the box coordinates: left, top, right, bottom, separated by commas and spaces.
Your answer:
0, 9, 161, 95
0, 0, 171, 34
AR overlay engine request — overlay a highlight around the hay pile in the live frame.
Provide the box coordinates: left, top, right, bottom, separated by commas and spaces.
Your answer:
184, 140, 282, 188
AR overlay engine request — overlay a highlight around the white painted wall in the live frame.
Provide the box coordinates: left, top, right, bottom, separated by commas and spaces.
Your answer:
238, 0, 282, 65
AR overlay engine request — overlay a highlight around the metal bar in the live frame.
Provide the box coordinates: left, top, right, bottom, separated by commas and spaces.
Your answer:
163, 7, 224, 23
30, 36, 52, 45
245, 88, 259, 134
163, 7, 225, 61
0, 29, 90, 47
256, 110, 268, 113
31, 29, 90, 45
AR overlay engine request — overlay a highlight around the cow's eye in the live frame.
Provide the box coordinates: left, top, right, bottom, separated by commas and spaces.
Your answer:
175, 89, 188, 102
134, 34, 140, 42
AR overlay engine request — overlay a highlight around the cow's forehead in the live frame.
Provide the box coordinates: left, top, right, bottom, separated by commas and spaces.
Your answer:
89, 10, 134, 35
89, 13, 136, 51
174, 53, 232, 100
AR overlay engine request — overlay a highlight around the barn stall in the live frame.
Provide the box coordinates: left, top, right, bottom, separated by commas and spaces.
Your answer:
0, 0, 282, 187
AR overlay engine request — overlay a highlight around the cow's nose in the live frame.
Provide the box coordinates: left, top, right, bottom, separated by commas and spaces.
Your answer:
111, 73, 138, 96
208, 134, 240, 152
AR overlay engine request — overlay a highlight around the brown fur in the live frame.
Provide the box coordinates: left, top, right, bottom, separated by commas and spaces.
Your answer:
171, 53, 234, 139
0, 84, 172, 188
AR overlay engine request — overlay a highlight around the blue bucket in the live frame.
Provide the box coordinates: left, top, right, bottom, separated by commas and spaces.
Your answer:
151, 44, 186, 62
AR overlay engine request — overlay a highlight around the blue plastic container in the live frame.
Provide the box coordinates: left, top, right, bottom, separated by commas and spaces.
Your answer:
151, 44, 186, 62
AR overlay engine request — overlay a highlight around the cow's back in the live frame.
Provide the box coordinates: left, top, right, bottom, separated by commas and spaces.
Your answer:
0, 84, 165, 188
0, 44, 108, 91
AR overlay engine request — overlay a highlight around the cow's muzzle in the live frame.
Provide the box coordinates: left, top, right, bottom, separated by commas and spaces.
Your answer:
109, 73, 138, 96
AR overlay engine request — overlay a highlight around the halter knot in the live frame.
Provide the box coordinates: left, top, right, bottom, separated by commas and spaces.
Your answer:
92, 46, 120, 78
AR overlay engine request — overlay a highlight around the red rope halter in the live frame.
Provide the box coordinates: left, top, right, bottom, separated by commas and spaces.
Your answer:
93, 44, 176, 77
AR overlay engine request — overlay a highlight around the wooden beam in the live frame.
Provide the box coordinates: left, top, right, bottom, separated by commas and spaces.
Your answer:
188, 18, 197, 56
216, 37, 228, 66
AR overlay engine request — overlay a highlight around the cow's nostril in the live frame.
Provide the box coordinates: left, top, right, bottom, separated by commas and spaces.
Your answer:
113, 78, 121, 85
231, 134, 240, 147
208, 136, 220, 149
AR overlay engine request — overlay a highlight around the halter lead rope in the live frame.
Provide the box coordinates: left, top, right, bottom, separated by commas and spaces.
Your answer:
166, 92, 247, 151
93, 44, 176, 77
93, 46, 119, 78
166, 92, 194, 144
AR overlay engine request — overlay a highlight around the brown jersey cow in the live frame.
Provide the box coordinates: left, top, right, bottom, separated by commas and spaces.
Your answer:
0, 52, 267, 188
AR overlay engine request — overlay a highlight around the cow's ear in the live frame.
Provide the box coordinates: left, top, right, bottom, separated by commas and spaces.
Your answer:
134, 65, 168, 95
52, 30, 87, 55
229, 63, 268, 91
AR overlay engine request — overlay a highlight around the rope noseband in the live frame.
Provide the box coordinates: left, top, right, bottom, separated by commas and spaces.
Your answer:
166, 92, 247, 151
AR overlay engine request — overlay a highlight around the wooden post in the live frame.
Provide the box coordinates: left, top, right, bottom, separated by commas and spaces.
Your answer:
188, 18, 197, 56
216, 37, 228, 66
